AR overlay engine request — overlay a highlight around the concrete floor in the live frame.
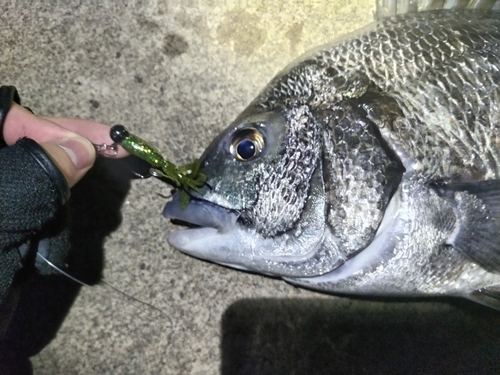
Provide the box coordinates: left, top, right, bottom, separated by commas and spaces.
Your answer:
1, 1, 499, 374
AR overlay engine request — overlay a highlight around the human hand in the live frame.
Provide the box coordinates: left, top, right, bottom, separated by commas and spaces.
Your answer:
3, 103, 129, 188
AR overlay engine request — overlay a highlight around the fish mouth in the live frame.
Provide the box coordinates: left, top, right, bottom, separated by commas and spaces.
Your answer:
162, 191, 240, 248
162, 191, 254, 270
162, 191, 338, 276
163, 191, 239, 234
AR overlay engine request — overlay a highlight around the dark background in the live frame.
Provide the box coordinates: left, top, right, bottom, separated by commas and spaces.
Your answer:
222, 298, 500, 375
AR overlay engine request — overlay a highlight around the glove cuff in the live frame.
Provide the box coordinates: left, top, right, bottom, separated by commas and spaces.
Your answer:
16, 138, 71, 204
0, 86, 22, 147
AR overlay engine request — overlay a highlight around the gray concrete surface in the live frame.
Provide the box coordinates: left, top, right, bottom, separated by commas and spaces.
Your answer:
1, 1, 499, 374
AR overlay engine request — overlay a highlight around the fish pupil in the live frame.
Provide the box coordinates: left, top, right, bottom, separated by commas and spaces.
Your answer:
237, 139, 256, 160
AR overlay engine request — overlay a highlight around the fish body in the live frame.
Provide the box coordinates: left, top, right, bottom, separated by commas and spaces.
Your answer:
164, 10, 500, 308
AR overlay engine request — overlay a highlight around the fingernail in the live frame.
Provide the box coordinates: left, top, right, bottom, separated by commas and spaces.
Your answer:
59, 137, 95, 169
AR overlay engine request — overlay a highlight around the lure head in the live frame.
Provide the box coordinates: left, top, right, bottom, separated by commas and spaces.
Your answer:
110, 124, 130, 144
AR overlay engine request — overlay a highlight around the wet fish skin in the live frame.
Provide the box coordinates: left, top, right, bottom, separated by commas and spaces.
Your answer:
164, 10, 500, 309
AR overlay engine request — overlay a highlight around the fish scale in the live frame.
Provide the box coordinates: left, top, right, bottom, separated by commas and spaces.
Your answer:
358, 13, 499, 178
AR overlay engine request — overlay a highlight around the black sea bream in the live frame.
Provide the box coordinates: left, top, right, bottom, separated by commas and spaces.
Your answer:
164, 9, 500, 309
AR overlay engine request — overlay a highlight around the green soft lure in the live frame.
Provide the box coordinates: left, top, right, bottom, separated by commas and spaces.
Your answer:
110, 124, 206, 208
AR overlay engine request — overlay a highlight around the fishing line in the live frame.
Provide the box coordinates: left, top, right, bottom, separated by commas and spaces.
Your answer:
36, 252, 172, 327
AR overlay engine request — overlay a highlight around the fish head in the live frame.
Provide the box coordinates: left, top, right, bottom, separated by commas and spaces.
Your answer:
163, 47, 406, 279
163, 91, 350, 277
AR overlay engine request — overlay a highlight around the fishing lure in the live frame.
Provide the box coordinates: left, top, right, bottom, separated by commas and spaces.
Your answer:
107, 124, 206, 208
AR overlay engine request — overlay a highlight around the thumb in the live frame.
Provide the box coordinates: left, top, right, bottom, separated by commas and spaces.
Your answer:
39, 136, 96, 188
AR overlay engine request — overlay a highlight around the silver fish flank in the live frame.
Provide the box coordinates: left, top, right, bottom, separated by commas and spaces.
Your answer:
164, 9, 500, 309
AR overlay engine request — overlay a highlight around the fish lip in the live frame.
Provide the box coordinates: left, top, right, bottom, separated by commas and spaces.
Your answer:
163, 191, 239, 234
163, 193, 253, 271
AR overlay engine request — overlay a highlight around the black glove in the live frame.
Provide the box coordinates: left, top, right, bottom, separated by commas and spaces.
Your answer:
0, 86, 70, 330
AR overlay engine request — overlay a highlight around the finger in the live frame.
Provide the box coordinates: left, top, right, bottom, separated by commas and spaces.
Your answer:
3, 104, 129, 158
39, 136, 96, 188
43, 117, 130, 158
3, 104, 77, 145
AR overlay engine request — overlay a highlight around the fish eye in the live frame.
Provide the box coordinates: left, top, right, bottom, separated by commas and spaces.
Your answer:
229, 127, 265, 161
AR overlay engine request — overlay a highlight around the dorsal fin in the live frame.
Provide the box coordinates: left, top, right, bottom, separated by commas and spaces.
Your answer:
376, 0, 500, 20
